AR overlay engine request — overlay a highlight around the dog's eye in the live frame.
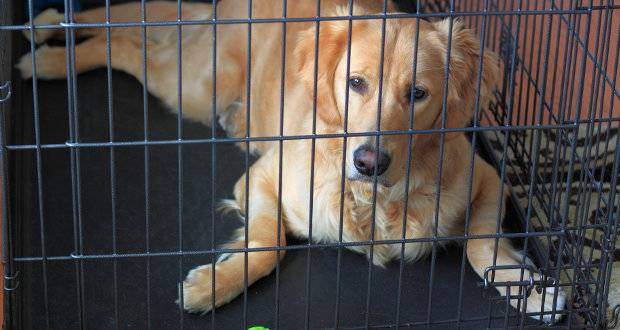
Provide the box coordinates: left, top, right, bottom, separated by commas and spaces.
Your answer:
406, 86, 427, 102
348, 76, 368, 94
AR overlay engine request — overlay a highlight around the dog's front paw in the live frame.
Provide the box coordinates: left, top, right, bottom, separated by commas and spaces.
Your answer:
23, 8, 64, 44
179, 263, 241, 314
16, 45, 66, 80
16, 52, 35, 79
524, 285, 566, 323
180, 264, 217, 313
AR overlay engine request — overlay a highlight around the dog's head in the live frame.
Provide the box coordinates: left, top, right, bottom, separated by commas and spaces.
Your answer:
295, 11, 499, 187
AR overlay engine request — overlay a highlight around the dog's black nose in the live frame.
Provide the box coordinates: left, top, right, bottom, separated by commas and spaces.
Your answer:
353, 146, 391, 177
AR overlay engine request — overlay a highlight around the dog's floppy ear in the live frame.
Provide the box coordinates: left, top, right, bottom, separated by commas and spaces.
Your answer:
294, 10, 350, 126
432, 18, 500, 135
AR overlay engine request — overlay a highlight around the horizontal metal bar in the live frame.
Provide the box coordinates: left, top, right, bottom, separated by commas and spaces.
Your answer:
4, 122, 602, 150
0, 9, 594, 31
12, 230, 566, 262
339, 307, 603, 329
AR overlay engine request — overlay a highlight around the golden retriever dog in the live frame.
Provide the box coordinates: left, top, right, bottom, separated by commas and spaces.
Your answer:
19, 0, 566, 322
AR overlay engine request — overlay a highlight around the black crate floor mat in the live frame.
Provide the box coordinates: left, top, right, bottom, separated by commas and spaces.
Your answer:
10, 68, 550, 329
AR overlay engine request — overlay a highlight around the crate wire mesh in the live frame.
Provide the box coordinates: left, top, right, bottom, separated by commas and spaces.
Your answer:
466, 0, 620, 327
0, 0, 618, 328
448, 0, 620, 327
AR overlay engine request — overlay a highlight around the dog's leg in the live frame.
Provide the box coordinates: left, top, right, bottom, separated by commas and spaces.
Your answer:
466, 161, 565, 323
16, 33, 148, 80
182, 165, 285, 313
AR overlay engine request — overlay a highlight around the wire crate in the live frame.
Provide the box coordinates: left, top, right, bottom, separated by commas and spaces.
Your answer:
0, 0, 618, 329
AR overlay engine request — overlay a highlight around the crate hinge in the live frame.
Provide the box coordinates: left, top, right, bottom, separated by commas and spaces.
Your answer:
4, 270, 19, 292
0, 81, 11, 104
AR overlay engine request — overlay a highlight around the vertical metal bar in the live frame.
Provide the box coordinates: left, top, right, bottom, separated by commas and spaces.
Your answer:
486, 0, 522, 325
426, 1, 455, 327
531, 0, 562, 323
26, 0, 50, 328
176, 0, 184, 329
541, 3, 566, 284
0, 88, 14, 329
518, 0, 556, 323
599, 132, 620, 329
544, 1, 601, 325
63, 0, 86, 326
556, 6, 585, 324
333, 0, 354, 327
589, 2, 617, 325
210, 0, 218, 327
519, 0, 538, 154
103, 0, 119, 328
456, 0, 489, 326
504, 288, 511, 328
489, 0, 500, 53
364, 1, 388, 327
304, 0, 321, 310
243, 1, 253, 327
566, 1, 612, 325
558, 1, 594, 324
277, 1, 287, 329
0, 7, 14, 319
580, 1, 611, 279
394, 0, 421, 326
138, 0, 153, 328
0, 7, 12, 326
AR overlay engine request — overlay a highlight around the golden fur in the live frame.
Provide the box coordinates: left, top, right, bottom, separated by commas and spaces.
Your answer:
19, 0, 565, 322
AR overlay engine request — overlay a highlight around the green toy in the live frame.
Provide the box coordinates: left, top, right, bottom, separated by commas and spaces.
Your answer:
248, 326, 270, 330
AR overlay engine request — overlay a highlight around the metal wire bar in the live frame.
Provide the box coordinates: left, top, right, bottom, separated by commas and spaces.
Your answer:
486, 0, 521, 325
304, 0, 321, 329
243, 1, 253, 327
25, 0, 49, 328
176, 0, 184, 329
588, 2, 619, 324
210, 0, 218, 327
426, 0, 455, 325
15, 120, 620, 150
572, 1, 612, 325
0, 4, 14, 324
519, 0, 555, 322
394, 0, 421, 326
0, 89, 14, 329
0, 8, 603, 32
278, 1, 288, 329
559, 0, 596, 325
456, 0, 490, 325
62, 0, 86, 326
137, 1, 155, 327
364, 0, 389, 327
103, 0, 119, 327
334, 1, 355, 326
12, 229, 570, 262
